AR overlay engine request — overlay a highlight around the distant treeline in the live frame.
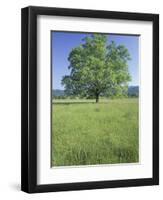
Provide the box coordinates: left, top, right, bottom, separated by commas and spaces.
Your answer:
128, 86, 139, 97
52, 86, 139, 99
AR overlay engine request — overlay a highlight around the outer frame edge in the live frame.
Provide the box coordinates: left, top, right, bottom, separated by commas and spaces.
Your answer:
21, 7, 30, 193
21, 6, 159, 193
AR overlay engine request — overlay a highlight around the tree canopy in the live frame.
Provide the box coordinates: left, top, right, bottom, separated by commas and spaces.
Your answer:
62, 34, 131, 103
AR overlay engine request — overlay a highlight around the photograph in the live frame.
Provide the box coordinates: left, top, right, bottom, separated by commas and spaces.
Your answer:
51, 31, 139, 167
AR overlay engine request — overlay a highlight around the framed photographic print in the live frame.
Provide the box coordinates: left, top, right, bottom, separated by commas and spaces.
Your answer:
21, 6, 159, 193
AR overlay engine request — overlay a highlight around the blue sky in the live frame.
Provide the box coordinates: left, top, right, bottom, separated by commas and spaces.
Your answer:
52, 32, 139, 90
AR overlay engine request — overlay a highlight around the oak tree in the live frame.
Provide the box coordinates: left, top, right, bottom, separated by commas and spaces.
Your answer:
62, 34, 131, 103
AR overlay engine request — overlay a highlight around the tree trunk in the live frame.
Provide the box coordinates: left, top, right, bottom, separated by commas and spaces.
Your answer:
95, 94, 99, 103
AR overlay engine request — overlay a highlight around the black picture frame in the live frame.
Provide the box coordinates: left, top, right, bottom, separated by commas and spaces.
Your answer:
21, 6, 159, 193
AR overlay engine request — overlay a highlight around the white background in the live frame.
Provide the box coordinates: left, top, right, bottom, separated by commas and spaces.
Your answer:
0, 0, 162, 199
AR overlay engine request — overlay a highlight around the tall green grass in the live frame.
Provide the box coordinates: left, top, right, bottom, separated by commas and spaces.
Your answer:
52, 98, 139, 166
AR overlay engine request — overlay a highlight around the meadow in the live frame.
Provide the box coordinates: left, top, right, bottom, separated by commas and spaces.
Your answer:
51, 98, 139, 166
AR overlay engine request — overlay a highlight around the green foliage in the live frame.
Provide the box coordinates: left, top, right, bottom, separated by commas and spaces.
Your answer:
52, 98, 139, 166
62, 34, 131, 102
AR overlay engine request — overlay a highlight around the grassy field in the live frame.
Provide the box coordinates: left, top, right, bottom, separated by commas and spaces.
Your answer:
52, 98, 139, 166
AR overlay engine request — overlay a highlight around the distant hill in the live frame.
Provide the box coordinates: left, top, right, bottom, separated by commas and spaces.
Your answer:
52, 86, 139, 97
52, 89, 65, 97
128, 86, 139, 97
